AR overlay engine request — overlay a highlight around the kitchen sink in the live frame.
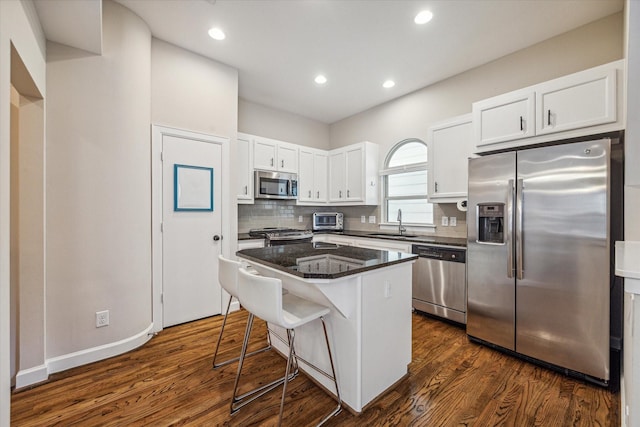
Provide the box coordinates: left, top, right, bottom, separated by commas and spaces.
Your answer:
367, 233, 418, 238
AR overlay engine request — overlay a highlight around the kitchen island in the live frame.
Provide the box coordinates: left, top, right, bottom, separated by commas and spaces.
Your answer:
236, 242, 417, 414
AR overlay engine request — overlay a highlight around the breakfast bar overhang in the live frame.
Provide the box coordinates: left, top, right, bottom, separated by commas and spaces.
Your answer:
236, 243, 417, 413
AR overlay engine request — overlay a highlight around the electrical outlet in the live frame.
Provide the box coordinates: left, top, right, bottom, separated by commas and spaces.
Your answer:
96, 310, 109, 328
441, 216, 449, 226
361, 215, 366, 223
298, 215, 303, 222
369, 216, 376, 223
450, 216, 457, 227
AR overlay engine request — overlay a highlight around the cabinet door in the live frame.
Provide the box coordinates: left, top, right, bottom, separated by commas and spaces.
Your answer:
313, 152, 328, 202
277, 143, 298, 172
473, 89, 535, 147
429, 115, 473, 202
298, 149, 315, 202
237, 135, 253, 203
329, 150, 346, 202
345, 145, 364, 201
253, 138, 277, 170
536, 67, 616, 136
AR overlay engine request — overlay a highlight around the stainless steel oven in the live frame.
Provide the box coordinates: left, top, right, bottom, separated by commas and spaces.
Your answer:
254, 171, 298, 200
248, 228, 313, 247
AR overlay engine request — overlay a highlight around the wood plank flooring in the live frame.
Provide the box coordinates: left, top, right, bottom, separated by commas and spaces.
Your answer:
11, 310, 619, 426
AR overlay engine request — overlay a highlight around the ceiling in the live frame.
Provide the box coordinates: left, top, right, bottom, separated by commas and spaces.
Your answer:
35, 0, 623, 124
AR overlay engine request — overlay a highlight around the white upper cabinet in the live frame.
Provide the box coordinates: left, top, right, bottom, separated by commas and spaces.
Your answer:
237, 133, 254, 204
298, 147, 328, 204
473, 89, 535, 147
473, 60, 624, 153
428, 114, 474, 203
535, 66, 616, 135
329, 142, 379, 205
329, 150, 346, 202
253, 137, 298, 173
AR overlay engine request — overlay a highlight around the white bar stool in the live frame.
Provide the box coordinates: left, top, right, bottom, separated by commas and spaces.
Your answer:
232, 267, 342, 426
213, 254, 272, 368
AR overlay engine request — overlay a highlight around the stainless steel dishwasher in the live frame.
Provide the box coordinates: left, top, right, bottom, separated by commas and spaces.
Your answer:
412, 244, 467, 324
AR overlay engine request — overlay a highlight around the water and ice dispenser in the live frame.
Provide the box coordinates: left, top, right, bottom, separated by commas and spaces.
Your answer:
477, 203, 505, 244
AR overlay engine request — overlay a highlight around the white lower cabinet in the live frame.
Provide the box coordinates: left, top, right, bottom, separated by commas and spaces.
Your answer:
313, 234, 411, 254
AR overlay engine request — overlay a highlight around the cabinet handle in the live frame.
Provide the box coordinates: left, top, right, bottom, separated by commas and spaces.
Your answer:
308, 190, 312, 197
317, 191, 320, 199
271, 158, 274, 167
547, 110, 551, 126
339, 190, 342, 198
347, 189, 350, 197
519, 116, 524, 131
281, 159, 284, 168
435, 182, 438, 193
244, 185, 248, 195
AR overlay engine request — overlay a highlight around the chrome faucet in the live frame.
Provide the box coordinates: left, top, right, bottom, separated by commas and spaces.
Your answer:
397, 208, 407, 235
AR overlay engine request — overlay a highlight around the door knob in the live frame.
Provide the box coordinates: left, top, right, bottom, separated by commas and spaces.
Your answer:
213, 235, 222, 241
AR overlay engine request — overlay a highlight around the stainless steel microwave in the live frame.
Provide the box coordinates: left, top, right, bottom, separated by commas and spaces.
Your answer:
254, 171, 298, 200
313, 212, 344, 231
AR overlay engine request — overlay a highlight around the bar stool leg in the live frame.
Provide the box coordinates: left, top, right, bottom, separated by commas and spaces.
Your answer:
212, 297, 233, 368
230, 318, 298, 415
318, 316, 342, 424
213, 303, 273, 369
278, 329, 297, 427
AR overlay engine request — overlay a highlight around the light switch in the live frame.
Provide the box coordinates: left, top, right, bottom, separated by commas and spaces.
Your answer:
450, 216, 457, 227
361, 216, 366, 223
441, 216, 449, 226
369, 216, 376, 223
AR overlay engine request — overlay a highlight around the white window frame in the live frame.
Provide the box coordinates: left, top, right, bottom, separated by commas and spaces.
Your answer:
380, 139, 435, 230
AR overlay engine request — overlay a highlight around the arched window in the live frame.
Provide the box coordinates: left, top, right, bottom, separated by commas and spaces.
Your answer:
382, 139, 433, 225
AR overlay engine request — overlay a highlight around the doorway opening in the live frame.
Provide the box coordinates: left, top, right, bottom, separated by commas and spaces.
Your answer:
10, 43, 46, 389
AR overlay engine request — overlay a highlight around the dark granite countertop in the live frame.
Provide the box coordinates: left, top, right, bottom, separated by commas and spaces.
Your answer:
236, 242, 417, 279
239, 230, 466, 248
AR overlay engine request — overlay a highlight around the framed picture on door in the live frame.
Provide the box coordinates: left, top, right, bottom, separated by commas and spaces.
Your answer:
174, 164, 214, 211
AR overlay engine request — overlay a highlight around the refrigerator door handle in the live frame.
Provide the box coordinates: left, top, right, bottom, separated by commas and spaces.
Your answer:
516, 178, 524, 279
507, 179, 515, 278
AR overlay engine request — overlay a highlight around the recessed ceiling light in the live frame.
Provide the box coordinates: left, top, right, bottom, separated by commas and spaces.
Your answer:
383, 80, 395, 89
208, 27, 226, 41
315, 75, 328, 85
414, 10, 433, 25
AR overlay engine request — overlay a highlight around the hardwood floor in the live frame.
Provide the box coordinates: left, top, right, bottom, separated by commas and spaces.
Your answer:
11, 310, 619, 426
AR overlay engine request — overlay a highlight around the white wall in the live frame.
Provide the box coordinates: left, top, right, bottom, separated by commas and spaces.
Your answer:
239, 98, 330, 149
151, 37, 238, 254
0, 0, 46, 423
45, 0, 152, 362
330, 13, 623, 158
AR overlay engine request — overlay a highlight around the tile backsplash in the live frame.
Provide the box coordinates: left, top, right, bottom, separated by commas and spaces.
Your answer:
238, 200, 467, 239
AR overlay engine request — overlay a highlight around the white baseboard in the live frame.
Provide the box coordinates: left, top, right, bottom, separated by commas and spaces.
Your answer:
45, 323, 154, 377
15, 364, 48, 389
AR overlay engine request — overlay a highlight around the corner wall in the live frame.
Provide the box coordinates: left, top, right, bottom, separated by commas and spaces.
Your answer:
44, 0, 152, 366
0, 0, 46, 424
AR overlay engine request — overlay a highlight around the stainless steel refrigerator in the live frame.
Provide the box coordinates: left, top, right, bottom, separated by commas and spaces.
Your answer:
467, 136, 623, 386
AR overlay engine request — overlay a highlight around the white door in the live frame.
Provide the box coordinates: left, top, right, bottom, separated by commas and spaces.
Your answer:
162, 134, 223, 327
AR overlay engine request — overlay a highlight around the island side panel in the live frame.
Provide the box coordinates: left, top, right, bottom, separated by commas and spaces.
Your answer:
361, 262, 413, 406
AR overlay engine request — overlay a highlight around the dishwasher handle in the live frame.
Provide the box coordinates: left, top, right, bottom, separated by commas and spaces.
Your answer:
412, 245, 466, 263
